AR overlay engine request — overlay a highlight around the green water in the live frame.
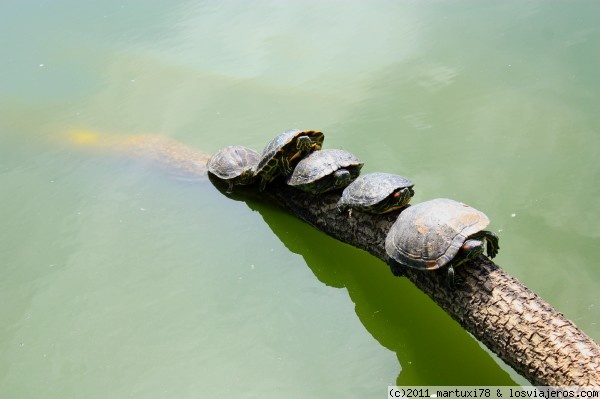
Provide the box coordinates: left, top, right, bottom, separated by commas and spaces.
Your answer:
1, 1, 599, 397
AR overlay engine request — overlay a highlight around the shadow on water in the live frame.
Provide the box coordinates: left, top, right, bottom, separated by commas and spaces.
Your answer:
216, 181, 518, 386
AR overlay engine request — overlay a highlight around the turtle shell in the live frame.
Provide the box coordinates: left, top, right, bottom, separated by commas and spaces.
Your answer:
254, 129, 324, 191
207, 145, 260, 183
385, 198, 491, 270
337, 172, 414, 214
255, 129, 324, 177
287, 149, 363, 194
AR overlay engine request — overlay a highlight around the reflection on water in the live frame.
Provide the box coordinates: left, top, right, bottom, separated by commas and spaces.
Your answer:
1, 0, 598, 396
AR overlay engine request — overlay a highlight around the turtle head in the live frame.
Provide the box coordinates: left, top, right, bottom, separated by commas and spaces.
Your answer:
239, 168, 257, 185
332, 169, 352, 189
391, 187, 414, 209
296, 135, 312, 151
457, 239, 485, 265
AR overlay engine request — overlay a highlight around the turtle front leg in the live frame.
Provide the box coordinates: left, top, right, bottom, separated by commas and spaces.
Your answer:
259, 176, 269, 192
386, 257, 404, 277
446, 265, 466, 287
226, 180, 234, 194
447, 265, 455, 286
280, 156, 293, 176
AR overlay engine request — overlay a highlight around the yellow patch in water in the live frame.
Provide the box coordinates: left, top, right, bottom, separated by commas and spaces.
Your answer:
68, 129, 100, 146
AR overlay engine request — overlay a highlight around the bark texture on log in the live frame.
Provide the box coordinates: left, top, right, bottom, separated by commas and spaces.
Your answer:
262, 182, 600, 387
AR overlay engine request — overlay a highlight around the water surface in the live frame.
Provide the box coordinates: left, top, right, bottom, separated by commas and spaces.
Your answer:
1, 1, 599, 397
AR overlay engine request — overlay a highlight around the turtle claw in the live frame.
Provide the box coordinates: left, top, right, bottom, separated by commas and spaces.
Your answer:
447, 266, 455, 286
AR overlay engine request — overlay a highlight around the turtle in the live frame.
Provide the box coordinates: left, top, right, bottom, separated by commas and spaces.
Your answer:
287, 149, 364, 194
254, 129, 324, 191
336, 172, 414, 214
384, 198, 499, 284
207, 145, 261, 193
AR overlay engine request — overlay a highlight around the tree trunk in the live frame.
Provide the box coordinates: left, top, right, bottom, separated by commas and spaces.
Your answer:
256, 181, 600, 387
